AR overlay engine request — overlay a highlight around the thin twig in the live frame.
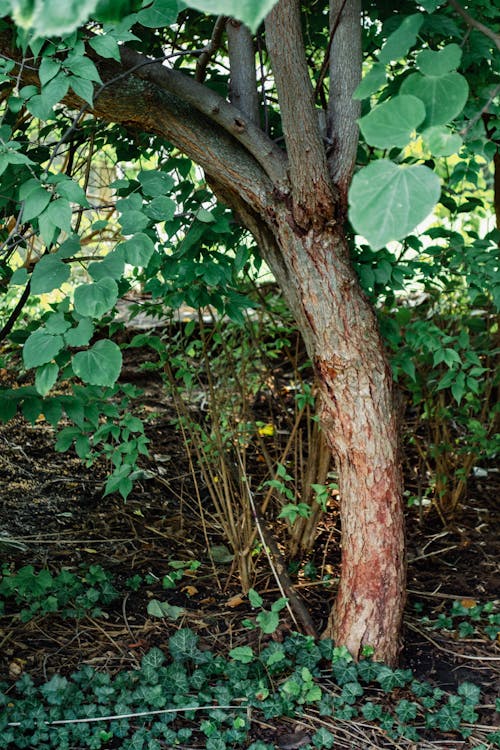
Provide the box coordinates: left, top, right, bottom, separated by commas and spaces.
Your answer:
448, 0, 500, 51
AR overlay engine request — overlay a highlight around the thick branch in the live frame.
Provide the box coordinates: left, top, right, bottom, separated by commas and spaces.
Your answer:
265, 0, 336, 226
327, 0, 361, 199
0, 28, 280, 217
116, 45, 288, 189
226, 19, 260, 126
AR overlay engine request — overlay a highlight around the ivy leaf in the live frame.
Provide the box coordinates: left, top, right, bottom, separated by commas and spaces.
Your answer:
379, 15, 424, 64
359, 95, 425, 149
142, 647, 166, 670
23, 329, 64, 368
72, 339, 122, 386
349, 159, 441, 249
256, 610, 279, 634
31, 255, 70, 294
73, 278, 118, 317
400, 72, 469, 128
169, 628, 200, 662
229, 646, 254, 663
416, 44, 462, 76
147, 599, 186, 620
35, 362, 59, 396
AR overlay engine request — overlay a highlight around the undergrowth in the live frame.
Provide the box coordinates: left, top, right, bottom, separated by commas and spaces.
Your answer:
1, 566, 499, 750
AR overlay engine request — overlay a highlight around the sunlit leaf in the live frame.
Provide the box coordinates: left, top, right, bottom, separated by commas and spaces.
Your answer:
349, 159, 441, 249
400, 71, 469, 128
359, 95, 425, 149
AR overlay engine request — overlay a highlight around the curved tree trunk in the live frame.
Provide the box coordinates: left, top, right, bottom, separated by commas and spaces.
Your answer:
256, 213, 405, 664
1, 0, 407, 664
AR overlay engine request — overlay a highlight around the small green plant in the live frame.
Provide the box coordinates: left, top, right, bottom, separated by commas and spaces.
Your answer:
416, 599, 500, 642
0, 564, 118, 621
243, 588, 288, 634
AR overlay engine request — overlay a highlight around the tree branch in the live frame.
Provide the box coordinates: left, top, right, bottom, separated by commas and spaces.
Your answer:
195, 14, 227, 82
448, 0, 500, 52
226, 19, 260, 127
115, 45, 288, 189
327, 0, 361, 200
265, 0, 336, 226
0, 27, 282, 217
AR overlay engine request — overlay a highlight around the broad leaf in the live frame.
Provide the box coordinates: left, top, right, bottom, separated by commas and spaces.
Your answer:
10, 0, 100, 36
147, 599, 186, 620
23, 329, 64, 368
35, 362, 59, 396
422, 126, 463, 156
416, 43, 462, 76
73, 278, 118, 318
138, 170, 175, 197
137, 0, 178, 28
178, 0, 279, 31
31, 255, 70, 294
64, 318, 94, 347
121, 233, 155, 266
349, 159, 441, 249
72, 339, 122, 386
379, 15, 423, 64
359, 95, 425, 149
353, 63, 387, 100
400, 71, 469, 128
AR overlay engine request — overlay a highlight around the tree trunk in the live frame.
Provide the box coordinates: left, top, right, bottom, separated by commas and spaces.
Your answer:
257, 211, 406, 665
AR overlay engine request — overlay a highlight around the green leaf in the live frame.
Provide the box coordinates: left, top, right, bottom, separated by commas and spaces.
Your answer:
23, 329, 64, 368
142, 647, 166, 669
179, 0, 279, 32
89, 34, 121, 61
379, 15, 424, 64
169, 628, 200, 662
145, 196, 176, 221
400, 72, 469, 128
195, 208, 215, 223
69, 76, 96, 106
43, 198, 73, 232
54, 177, 89, 206
138, 170, 175, 197
88, 247, 125, 281
422, 126, 463, 156
229, 646, 254, 663
64, 318, 94, 347
147, 599, 186, 620
10, 0, 100, 36
39, 56, 61, 86
21, 185, 51, 222
35, 362, 59, 396
121, 233, 155, 266
256, 610, 279, 634
31, 255, 71, 294
74, 278, 118, 317
348, 159, 441, 249
119, 209, 150, 235
72, 339, 122, 386
353, 63, 387, 100
66, 56, 101, 83
248, 588, 263, 608
359, 95, 425, 149
45, 312, 71, 334
416, 44, 462, 76
209, 544, 234, 563
137, 0, 178, 28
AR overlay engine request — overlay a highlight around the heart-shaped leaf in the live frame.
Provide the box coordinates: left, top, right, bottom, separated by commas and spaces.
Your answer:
400, 72, 469, 128
359, 95, 425, 149
416, 44, 462, 77
349, 159, 441, 249
72, 339, 122, 386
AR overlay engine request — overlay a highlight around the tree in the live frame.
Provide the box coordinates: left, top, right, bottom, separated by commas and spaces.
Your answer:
0, 0, 498, 664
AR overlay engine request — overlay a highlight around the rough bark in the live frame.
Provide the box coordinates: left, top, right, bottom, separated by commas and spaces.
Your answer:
0, 6, 407, 663
328, 0, 362, 199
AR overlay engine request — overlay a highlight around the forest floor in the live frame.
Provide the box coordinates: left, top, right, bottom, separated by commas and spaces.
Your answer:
0, 334, 499, 749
